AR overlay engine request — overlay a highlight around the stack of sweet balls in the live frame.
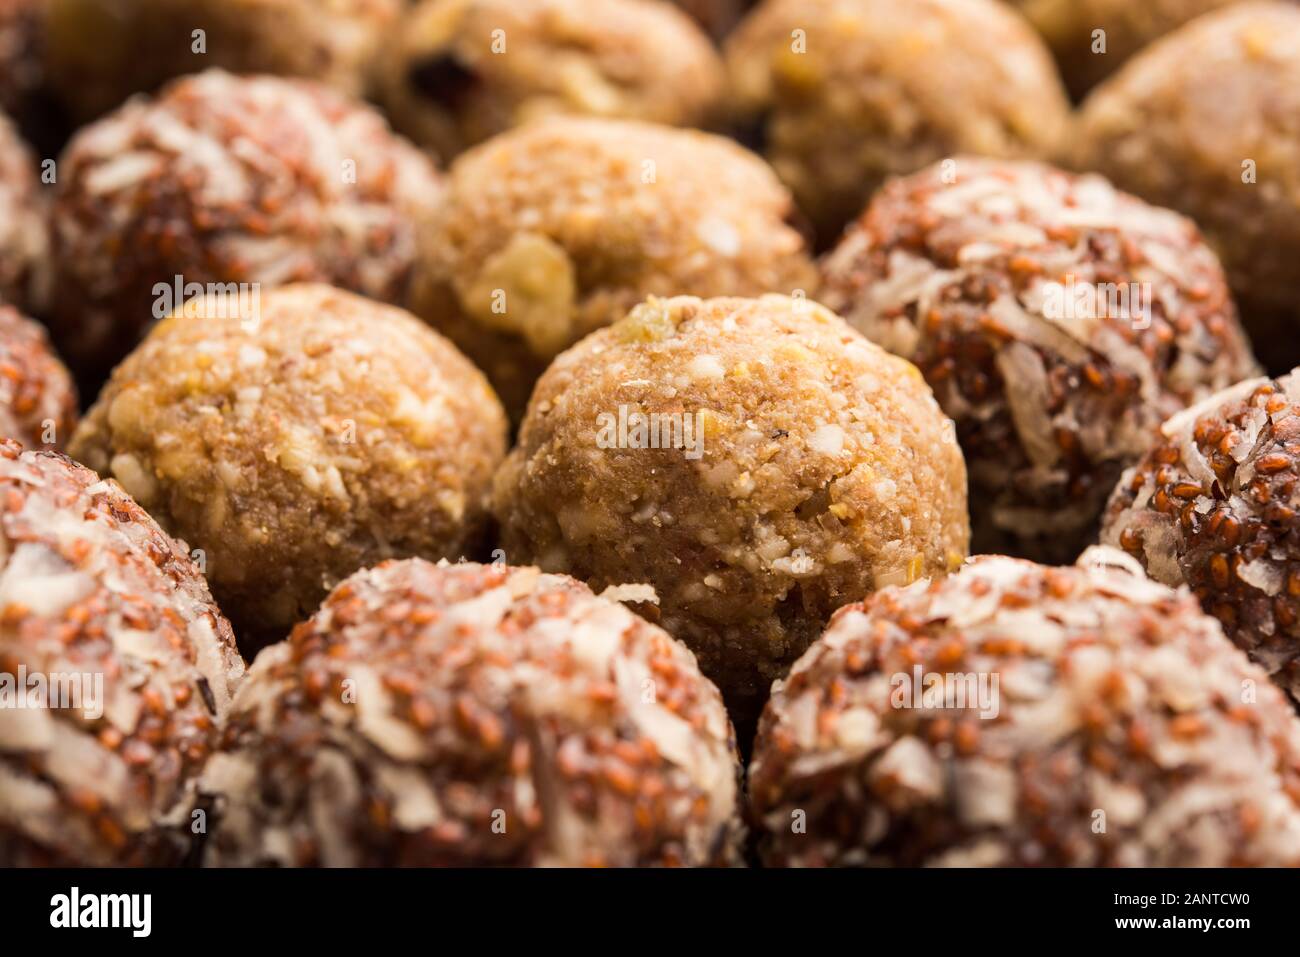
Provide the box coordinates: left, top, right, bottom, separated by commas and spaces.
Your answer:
2, 0, 1300, 869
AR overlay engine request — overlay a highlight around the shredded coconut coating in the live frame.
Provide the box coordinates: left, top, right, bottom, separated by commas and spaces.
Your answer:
201, 559, 743, 867
0, 441, 245, 866
0, 0, 43, 120
45, 0, 401, 120
411, 116, 816, 419
0, 305, 77, 451
820, 157, 1259, 564
47, 69, 444, 381
1007, 0, 1239, 99
1075, 2, 1300, 371
749, 548, 1300, 867
0, 108, 47, 316
1103, 371, 1300, 705
380, 0, 725, 161
494, 295, 969, 729
725, 0, 1071, 243
68, 284, 508, 655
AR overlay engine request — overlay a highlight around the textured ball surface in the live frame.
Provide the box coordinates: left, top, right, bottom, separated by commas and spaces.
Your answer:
411, 116, 816, 419
69, 284, 507, 655
381, 0, 725, 161
725, 0, 1071, 243
1103, 371, 1300, 704
1008, 0, 1241, 98
494, 294, 969, 727
0, 304, 77, 451
820, 157, 1259, 563
1076, 2, 1300, 372
45, 0, 401, 120
47, 69, 444, 381
749, 549, 1300, 867
201, 559, 743, 867
0, 441, 244, 866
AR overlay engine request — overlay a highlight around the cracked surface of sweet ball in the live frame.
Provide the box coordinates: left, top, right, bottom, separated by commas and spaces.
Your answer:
0, 441, 244, 866
201, 559, 743, 867
493, 294, 969, 730
68, 284, 507, 656
749, 548, 1300, 867
820, 157, 1259, 564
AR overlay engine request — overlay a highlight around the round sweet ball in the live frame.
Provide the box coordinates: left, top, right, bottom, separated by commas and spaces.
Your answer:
1076, 2, 1300, 372
380, 0, 725, 161
45, 0, 401, 121
749, 548, 1300, 867
1008, 0, 1239, 99
0, 304, 77, 451
1103, 372, 1300, 705
0, 441, 245, 866
820, 157, 1259, 564
68, 284, 508, 655
493, 294, 970, 729
0, 108, 47, 315
411, 116, 817, 419
725, 0, 1071, 244
201, 559, 743, 867
47, 69, 444, 383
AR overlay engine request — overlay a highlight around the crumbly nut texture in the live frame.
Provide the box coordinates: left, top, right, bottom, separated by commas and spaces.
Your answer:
0, 305, 77, 451
201, 559, 743, 867
411, 116, 817, 419
1103, 372, 1300, 704
68, 284, 508, 655
0, 441, 245, 866
0, 108, 47, 315
45, 0, 402, 120
380, 0, 725, 161
749, 548, 1300, 867
0, 0, 43, 119
1007, 0, 1240, 99
1075, 2, 1300, 372
494, 294, 969, 729
47, 69, 444, 382
725, 0, 1071, 244
820, 158, 1260, 564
